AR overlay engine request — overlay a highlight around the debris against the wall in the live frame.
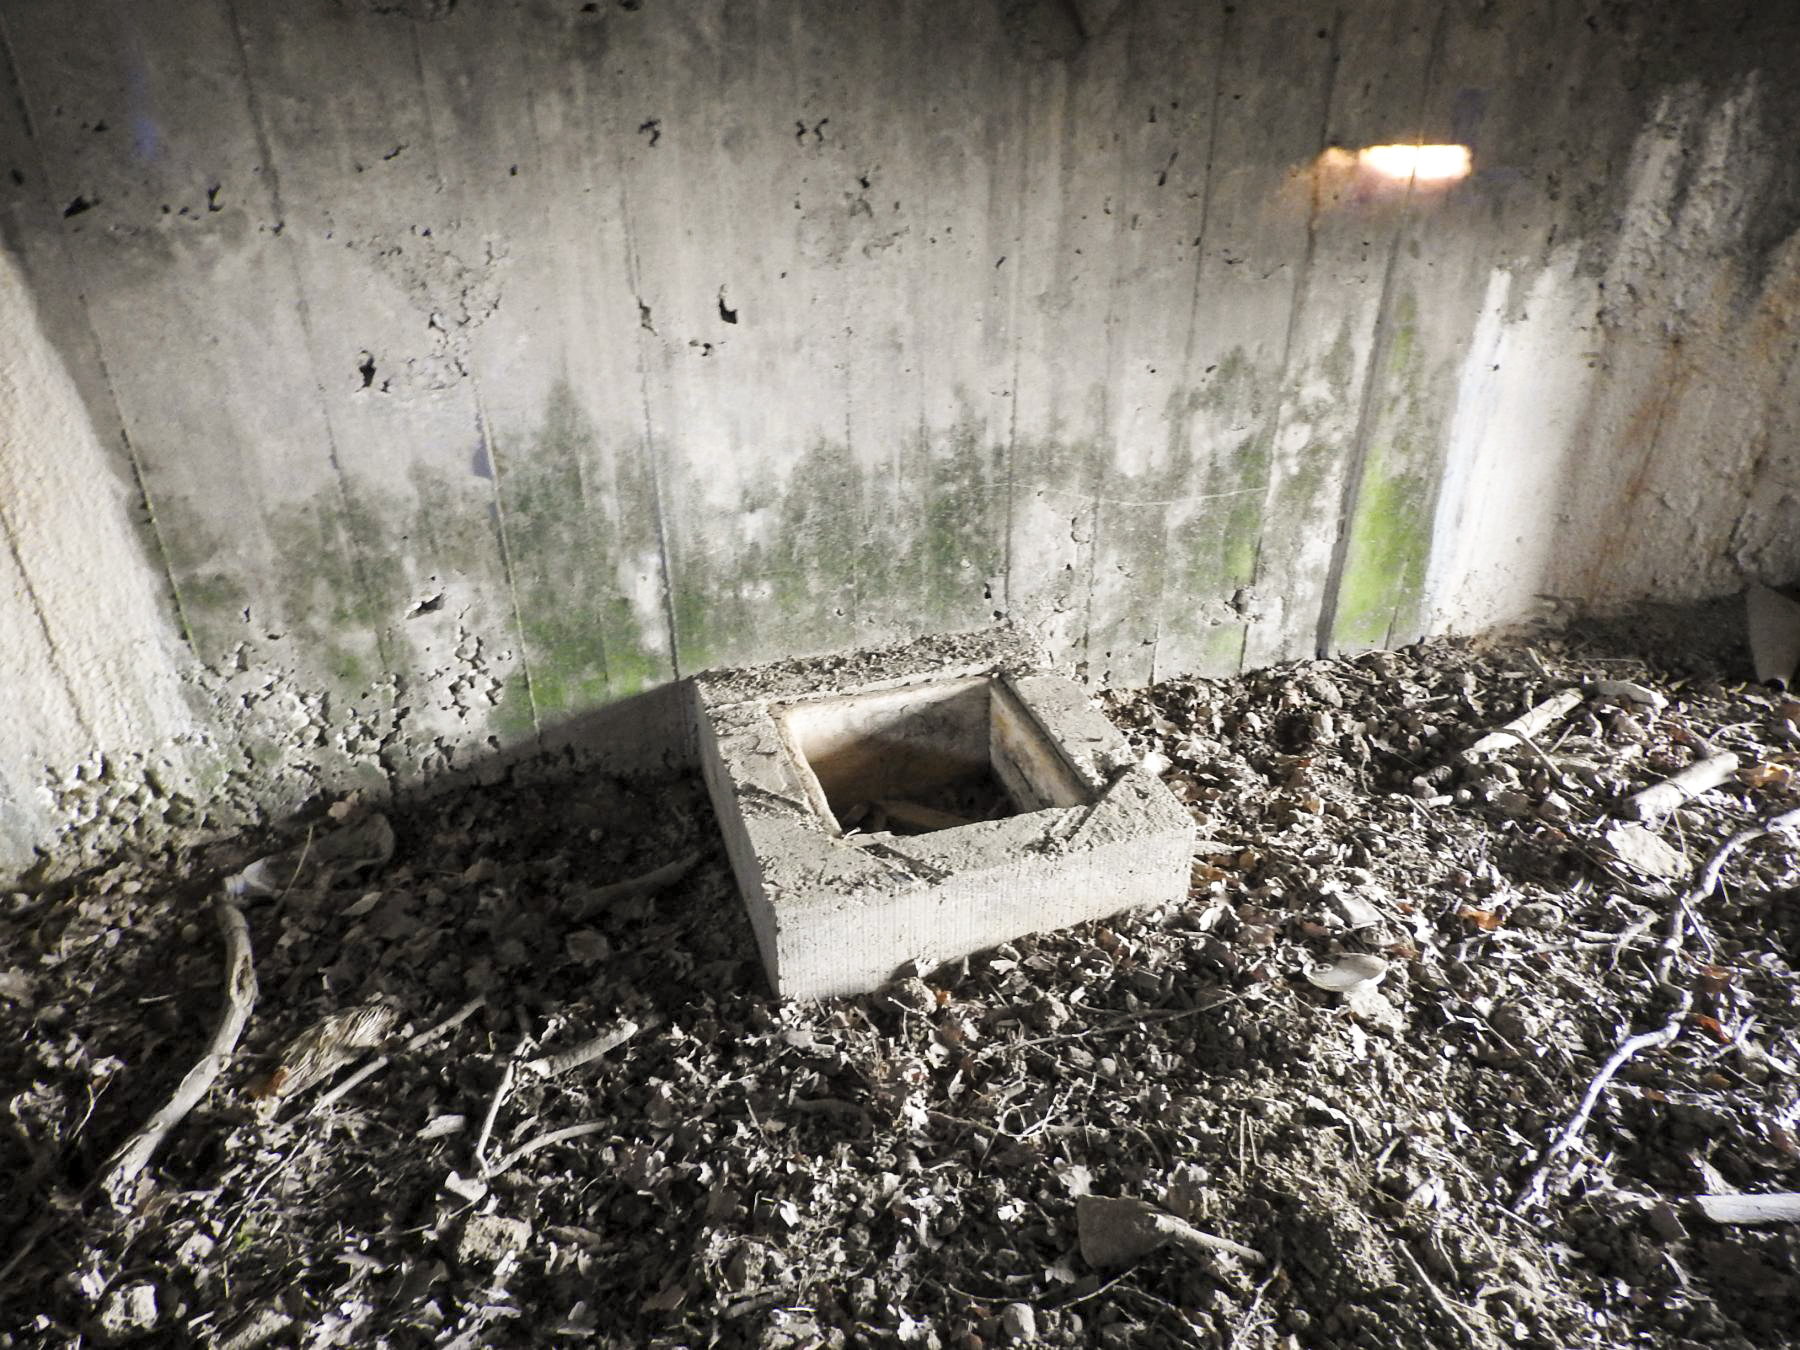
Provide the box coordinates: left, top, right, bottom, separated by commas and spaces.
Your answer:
4, 614, 1799, 1343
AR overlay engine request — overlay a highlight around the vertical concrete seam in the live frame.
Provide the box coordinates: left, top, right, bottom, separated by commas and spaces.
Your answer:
1312, 3, 1451, 659
407, 22, 542, 742
1153, 0, 1233, 684
615, 169, 683, 681
1245, 7, 1343, 673
0, 15, 197, 655
471, 387, 542, 740
222, 0, 395, 674
1079, 49, 1127, 679
0, 12, 36, 140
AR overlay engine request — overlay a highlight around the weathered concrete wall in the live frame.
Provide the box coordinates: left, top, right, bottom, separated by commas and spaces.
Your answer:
1, 0, 1797, 874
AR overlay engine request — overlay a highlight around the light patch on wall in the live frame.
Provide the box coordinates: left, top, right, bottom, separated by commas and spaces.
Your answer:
1423, 252, 1599, 633
1308, 144, 1472, 205
0, 245, 199, 853
1356, 144, 1471, 183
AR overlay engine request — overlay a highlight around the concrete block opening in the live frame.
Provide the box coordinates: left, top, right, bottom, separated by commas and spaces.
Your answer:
693, 631, 1194, 999
776, 676, 1090, 838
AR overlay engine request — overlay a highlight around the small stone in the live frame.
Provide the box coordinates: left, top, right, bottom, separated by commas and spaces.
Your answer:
1001, 1302, 1038, 1343
96, 1283, 158, 1339
456, 1213, 531, 1265
1647, 1201, 1688, 1242
1510, 902, 1565, 930
1488, 1001, 1541, 1046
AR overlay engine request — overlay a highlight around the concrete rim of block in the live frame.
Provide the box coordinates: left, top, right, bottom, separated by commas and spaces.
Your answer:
692, 628, 1194, 999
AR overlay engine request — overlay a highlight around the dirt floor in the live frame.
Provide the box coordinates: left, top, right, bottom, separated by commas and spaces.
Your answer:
3, 605, 1799, 1348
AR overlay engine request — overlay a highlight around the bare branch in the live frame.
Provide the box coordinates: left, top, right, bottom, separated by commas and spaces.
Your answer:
101, 895, 259, 1208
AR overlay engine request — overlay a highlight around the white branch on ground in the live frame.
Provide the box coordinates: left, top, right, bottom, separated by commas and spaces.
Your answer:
101, 894, 259, 1208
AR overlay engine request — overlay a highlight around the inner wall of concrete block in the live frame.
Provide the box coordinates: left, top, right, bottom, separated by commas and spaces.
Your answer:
777, 677, 1091, 834
2, 0, 1799, 874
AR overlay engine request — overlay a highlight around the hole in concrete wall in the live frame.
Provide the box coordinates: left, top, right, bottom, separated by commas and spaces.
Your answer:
777, 677, 1089, 838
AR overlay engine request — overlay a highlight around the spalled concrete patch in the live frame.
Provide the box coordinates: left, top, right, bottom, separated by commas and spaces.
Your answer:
693, 630, 1193, 998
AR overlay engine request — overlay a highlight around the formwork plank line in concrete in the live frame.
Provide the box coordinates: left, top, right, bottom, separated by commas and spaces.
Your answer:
1, 0, 385, 709
1313, 4, 1453, 657
1002, 50, 1112, 674
1326, 1, 1577, 654
1241, 0, 1440, 674
222, 0, 396, 681
1081, 0, 1231, 691
399, 14, 546, 746
226, 0, 558, 781
445, 6, 676, 736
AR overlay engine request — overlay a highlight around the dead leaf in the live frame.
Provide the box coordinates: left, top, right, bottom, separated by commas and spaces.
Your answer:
1738, 761, 1793, 790
1693, 1015, 1732, 1045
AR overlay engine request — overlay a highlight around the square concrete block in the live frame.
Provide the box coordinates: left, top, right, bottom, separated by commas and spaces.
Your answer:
691, 630, 1194, 999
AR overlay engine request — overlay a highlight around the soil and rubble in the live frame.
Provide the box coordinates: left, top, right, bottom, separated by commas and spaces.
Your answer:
3, 603, 1798, 1348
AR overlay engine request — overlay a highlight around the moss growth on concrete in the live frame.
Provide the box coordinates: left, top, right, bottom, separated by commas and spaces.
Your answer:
265, 490, 393, 693
670, 412, 1007, 675
495, 379, 672, 721
1330, 292, 1439, 651
1153, 347, 1276, 675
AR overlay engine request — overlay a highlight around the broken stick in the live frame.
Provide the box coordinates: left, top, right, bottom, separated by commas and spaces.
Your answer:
523, 1011, 662, 1078
472, 1061, 516, 1178
1624, 752, 1740, 822
1462, 689, 1585, 760
1692, 1192, 1800, 1226
102, 893, 259, 1207
488, 1121, 611, 1177
569, 853, 699, 920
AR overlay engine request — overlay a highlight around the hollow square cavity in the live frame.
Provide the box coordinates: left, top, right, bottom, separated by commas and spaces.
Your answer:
692, 631, 1194, 999
777, 676, 1089, 838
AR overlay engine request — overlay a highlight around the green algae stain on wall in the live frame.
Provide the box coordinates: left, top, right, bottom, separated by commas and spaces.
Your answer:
669, 438, 862, 675
265, 494, 393, 690
668, 416, 1008, 677
1154, 348, 1277, 677
494, 380, 673, 728
909, 418, 1008, 628
1329, 291, 1442, 652
154, 485, 393, 695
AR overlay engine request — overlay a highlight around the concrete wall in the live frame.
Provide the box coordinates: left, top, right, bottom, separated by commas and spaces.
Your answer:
2, 0, 1798, 875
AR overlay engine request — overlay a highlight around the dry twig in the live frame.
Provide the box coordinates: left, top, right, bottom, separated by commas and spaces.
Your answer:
1654, 806, 1800, 986
1515, 993, 1692, 1210
472, 1061, 517, 1177
488, 1121, 612, 1176
102, 894, 259, 1207
1463, 689, 1584, 760
523, 1011, 661, 1078
570, 853, 699, 919
1624, 752, 1741, 822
